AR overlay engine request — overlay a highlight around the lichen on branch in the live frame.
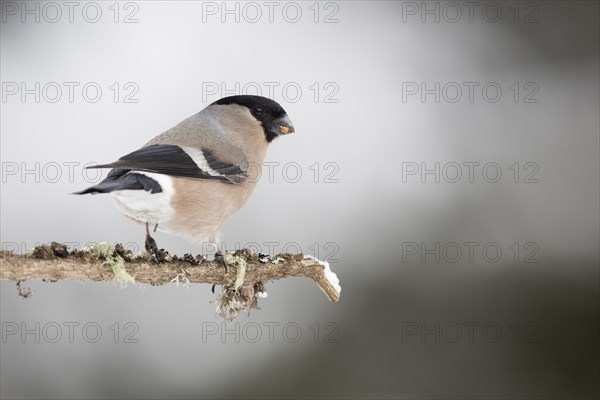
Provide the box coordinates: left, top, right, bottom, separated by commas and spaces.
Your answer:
0, 242, 341, 320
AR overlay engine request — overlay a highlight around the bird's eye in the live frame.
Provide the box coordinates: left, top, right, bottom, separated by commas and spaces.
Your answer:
253, 107, 263, 116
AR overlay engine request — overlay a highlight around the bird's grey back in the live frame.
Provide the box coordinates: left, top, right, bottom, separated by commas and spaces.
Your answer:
144, 104, 267, 168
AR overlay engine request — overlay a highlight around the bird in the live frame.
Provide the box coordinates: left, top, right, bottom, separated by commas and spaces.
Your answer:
75, 95, 295, 262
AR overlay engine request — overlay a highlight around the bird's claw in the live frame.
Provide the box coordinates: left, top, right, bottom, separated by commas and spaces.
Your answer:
145, 231, 167, 263
214, 251, 228, 273
211, 252, 229, 294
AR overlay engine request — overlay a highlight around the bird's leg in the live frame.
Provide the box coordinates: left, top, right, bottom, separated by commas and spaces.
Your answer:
144, 222, 159, 258
145, 222, 166, 263
214, 251, 228, 273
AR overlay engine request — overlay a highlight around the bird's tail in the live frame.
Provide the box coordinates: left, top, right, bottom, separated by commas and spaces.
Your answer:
73, 169, 162, 195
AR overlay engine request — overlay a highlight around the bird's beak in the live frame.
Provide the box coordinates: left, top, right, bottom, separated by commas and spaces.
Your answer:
272, 115, 295, 136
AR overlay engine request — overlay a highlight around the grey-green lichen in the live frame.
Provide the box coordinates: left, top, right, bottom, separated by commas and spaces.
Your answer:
224, 253, 247, 291
83, 242, 135, 287
104, 254, 135, 287
84, 242, 113, 259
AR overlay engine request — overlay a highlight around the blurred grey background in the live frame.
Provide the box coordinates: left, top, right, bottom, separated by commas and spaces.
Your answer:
1, 1, 598, 398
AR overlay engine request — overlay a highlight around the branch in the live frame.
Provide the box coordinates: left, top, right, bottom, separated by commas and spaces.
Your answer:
0, 242, 341, 319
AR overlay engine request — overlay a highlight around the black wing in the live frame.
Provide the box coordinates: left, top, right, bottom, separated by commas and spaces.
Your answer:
87, 144, 247, 184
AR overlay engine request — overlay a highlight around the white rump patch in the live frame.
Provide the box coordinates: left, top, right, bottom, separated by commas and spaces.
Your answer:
111, 171, 174, 226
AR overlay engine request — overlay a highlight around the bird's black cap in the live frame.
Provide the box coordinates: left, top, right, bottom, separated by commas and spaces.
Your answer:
212, 95, 294, 142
